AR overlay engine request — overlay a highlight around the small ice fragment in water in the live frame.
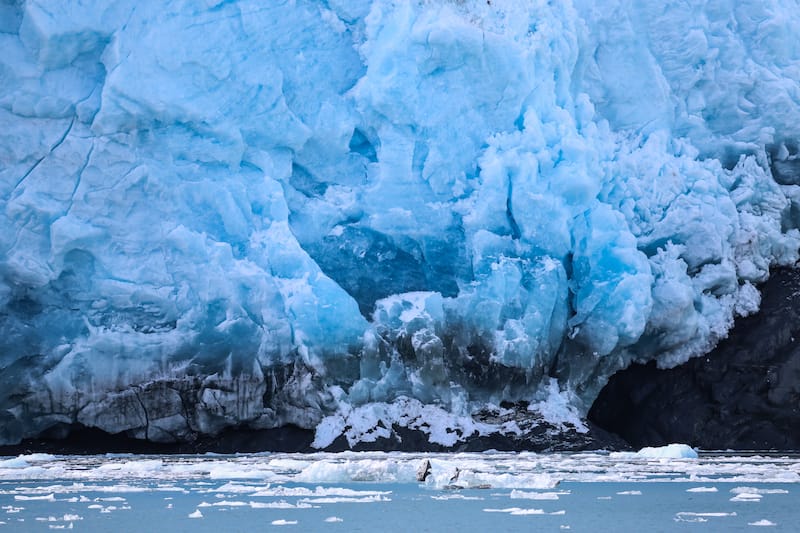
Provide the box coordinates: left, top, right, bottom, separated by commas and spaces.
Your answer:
430, 494, 483, 501
324, 517, 343, 523
731, 487, 788, 495
748, 520, 777, 527
675, 512, 736, 522
510, 489, 564, 500
188, 510, 203, 518
731, 493, 763, 502
483, 507, 546, 515
272, 519, 298, 525
686, 487, 718, 493
634, 444, 698, 459
616, 491, 642, 495
300, 495, 388, 504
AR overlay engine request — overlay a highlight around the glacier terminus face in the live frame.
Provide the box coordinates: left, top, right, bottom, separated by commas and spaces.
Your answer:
2, 0, 800, 448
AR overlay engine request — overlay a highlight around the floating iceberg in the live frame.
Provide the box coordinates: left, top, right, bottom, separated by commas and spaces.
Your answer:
612, 443, 699, 460
2, 0, 800, 446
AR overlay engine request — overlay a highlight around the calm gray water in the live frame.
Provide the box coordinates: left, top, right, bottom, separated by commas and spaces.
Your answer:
0, 451, 797, 531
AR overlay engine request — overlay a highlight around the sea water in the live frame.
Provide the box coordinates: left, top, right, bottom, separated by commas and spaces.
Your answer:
0, 452, 797, 531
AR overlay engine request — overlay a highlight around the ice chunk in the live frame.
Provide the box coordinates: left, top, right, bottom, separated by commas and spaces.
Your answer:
731, 493, 763, 502
686, 487, 718, 493
636, 444, 699, 459
675, 512, 736, 523
510, 490, 567, 500
483, 507, 546, 515
730, 487, 789, 495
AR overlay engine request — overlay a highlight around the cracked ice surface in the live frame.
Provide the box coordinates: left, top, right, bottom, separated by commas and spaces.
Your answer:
2, 0, 800, 445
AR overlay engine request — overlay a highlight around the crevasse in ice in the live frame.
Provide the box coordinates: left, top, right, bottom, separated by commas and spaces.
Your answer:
1, 0, 799, 445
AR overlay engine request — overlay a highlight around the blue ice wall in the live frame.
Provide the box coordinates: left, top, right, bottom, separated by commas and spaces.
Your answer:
1, 0, 800, 444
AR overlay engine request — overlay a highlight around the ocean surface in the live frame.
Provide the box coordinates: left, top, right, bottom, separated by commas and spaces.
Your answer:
0, 451, 797, 531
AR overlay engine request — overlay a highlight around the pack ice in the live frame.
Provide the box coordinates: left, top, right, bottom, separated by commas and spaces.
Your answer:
1, 0, 799, 446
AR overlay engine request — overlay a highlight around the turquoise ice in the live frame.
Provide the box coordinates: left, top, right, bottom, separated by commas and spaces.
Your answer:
2, 0, 800, 445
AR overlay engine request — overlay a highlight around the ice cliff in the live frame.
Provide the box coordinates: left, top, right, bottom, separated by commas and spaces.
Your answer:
2, 0, 800, 447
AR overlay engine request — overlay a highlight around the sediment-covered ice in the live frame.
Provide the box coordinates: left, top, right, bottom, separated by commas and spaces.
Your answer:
2, 0, 800, 446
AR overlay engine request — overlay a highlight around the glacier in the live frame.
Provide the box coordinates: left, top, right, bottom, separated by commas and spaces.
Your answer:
2, 0, 800, 448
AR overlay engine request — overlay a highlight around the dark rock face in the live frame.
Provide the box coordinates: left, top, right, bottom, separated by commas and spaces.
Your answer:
590, 267, 800, 450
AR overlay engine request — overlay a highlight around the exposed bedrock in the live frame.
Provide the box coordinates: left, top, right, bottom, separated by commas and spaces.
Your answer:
590, 266, 800, 450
